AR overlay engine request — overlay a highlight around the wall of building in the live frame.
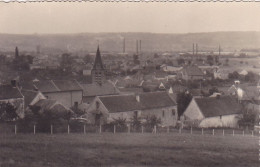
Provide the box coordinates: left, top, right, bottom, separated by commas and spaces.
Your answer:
44, 90, 82, 108
199, 114, 241, 128
184, 99, 204, 121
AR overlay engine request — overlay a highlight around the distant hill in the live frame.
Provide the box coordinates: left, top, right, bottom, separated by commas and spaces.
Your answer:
0, 31, 259, 54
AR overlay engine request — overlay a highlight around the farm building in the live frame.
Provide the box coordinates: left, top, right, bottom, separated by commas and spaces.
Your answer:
85, 91, 178, 126
33, 80, 83, 108
21, 89, 46, 110
183, 96, 242, 128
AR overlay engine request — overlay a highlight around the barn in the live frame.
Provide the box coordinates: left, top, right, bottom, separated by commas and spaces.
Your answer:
183, 96, 242, 128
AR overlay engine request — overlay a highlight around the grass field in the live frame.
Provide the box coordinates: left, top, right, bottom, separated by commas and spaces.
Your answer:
0, 133, 258, 167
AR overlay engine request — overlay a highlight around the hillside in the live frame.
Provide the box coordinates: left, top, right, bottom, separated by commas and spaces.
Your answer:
0, 31, 260, 54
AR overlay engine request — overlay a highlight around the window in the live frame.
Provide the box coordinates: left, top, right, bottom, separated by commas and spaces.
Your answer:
162, 110, 165, 117
172, 109, 175, 116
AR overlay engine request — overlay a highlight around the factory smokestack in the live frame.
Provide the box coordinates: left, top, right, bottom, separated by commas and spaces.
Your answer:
136, 40, 138, 54
123, 38, 125, 53
196, 43, 198, 56
139, 40, 141, 53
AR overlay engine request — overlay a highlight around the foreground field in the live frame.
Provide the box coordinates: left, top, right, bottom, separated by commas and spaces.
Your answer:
0, 133, 258, 167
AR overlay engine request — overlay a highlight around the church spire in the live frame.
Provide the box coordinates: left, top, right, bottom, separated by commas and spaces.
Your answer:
93, 45, 104, 70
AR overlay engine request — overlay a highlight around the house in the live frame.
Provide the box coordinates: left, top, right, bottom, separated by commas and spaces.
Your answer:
0, 82, 24, 118
179, 65, 204, 81
213, 68, 230, 80
32, 99, 72, 115
80, 82, 120, 104
85, 91, 178, 126
21, 90, 46, 110
33, 80, 83, 108
183, 96, 242, 128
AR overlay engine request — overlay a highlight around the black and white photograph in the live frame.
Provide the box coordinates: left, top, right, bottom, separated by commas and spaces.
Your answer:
0, 2, 259, 167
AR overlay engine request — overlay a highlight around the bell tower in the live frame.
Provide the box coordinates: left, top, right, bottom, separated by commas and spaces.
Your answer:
91, 46, 106, 85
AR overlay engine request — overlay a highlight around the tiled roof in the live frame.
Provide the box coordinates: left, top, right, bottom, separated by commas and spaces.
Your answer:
99, 91, 176, 113
34, 99, 57, 111
81, 82, 119, 97
183, 65, 204, 76
194, 96, 242, 118
34, 80, 82, 93
0, 85, 23, 100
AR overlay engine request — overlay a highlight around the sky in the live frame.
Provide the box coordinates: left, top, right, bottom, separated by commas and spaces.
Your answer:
0, 2, 260, 34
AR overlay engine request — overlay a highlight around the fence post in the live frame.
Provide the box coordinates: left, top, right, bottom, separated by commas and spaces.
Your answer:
68, 124, 70, 134
167, 126, 169, 133
34, 125, 36, 135
99, 125, 102, 133
190, 126, 193, 134
154, 126, 157, 134
51, 125, 53, 135
179, 127, 181, 134
223, 129, 224, 136
14, 124, 17, 135
233, 130, 234, 136
213, 129, 214, 136
141, 126, 144, 134
252, 131, 254, 137
114, 125, 116, 134
128, 125, 130, 133
243, 130, 244, 136
202, 128, 204, 135
84, 125, 86, 134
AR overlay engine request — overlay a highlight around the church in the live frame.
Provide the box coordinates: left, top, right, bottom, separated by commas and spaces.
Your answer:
91, 46, 106, 85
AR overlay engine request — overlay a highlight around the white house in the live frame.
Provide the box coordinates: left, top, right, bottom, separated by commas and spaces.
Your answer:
85, 91, 178, 126
183, 96, 242, 128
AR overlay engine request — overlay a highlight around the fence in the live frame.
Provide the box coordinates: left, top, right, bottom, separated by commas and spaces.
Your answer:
0, 123, 258, 137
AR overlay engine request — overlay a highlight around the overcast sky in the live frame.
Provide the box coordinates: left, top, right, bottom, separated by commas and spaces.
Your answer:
0, 2, 260, 34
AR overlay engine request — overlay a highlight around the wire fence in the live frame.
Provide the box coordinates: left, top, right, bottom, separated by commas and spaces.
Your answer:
0, 123, 258, 137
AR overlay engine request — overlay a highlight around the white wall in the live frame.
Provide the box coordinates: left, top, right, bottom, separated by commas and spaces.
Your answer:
44, 90, 82, 108
199, 114, 241, 128
184, 99, 204, 121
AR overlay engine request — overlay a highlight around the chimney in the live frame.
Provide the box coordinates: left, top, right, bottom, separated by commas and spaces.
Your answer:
136, 94, 140, 102
216, 94, 220, 99
11, 80, 17, 88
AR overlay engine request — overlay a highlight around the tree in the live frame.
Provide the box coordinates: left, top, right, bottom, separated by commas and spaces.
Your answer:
214, 56, 219, 64
225, 58, 229, 65
209, 87, 219, 95
238, 108, 257, 129
130, 114, 142, 131
144, 115, 161, 128
245, 71, 257, 83
0, 102, 18, 122
206, 55, 214, 66
177, 58, 185, 66
176, 92, 192, 118
228, 71, 240, 80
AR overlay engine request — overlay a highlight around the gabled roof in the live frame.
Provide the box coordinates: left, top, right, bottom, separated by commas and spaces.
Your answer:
183, 65, 204, 76
92, 46, 104, 70
0, 85, 23, 100
98, 91, 176, 113
194, 96, 242, 118
34, 80, 82, 93
21, 90, 40, 108
81, 82, 119, 97
33, 99, 71, 113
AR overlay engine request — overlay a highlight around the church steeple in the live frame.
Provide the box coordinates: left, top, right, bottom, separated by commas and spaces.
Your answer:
93, 45, 104, 70
91, 46, 106, 85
